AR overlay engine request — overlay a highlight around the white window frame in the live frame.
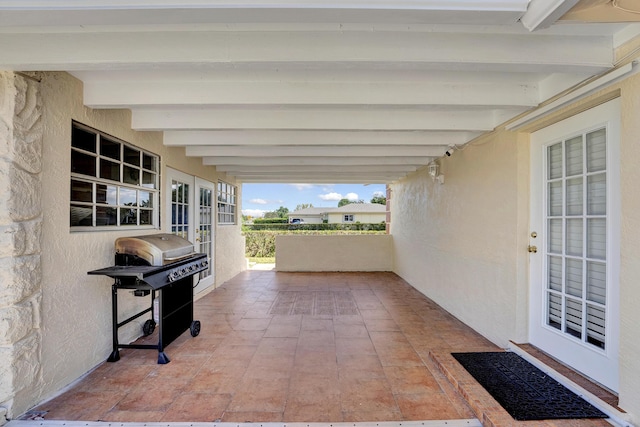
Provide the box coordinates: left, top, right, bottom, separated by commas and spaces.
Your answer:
217, 181, 237, 225
70, 122, 159, 231
343, 214, 354, 223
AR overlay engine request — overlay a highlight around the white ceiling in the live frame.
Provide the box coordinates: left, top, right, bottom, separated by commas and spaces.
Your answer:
1, 0, 639, 184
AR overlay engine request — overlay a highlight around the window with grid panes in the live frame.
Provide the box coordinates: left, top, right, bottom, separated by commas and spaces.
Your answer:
217, 181, 237, 225
70, 122, 159, 230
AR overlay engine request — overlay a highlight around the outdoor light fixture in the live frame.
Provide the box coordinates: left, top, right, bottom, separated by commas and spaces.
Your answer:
428, 162, 445, 184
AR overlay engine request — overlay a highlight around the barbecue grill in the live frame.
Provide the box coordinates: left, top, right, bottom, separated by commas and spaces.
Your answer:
88, 233, 208, 364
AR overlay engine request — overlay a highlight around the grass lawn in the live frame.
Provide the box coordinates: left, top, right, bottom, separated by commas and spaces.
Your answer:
248, 257, 275, 264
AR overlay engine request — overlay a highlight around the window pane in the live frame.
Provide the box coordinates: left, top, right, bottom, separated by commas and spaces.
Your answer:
142, 171, 156, 189
586, 304, 605, 349
566, 218, 583, 256
565, 136, 583, 176
70, 180, 92, 202
587, 261, 606, 304
120, 188, 137, 206
100, 159, 120, 181
71, 150, 96, 176
587, 218, 606, 260
124, 146, 140, 166
565, 297, 583, 339
548, 181, 562, 216
140, 209, 152, 225
96, 184, 117, 205
587, 129, 606, 172
565, 177, 582, 216
548, 219, 562, 254
72, 126, 96, 153
123, 165, 140, 185
587, 173, 606, 215
120, 208, 138, 225
548, 256, 562, 291
96, 206, 117, 226
70, 204, 93, 226
547, 292, 562, 329
100, 137, 120, 160
565, 258, 582, 298
140, 191, 152, 208
548, 143, 563, 179
143, 153, 156, 171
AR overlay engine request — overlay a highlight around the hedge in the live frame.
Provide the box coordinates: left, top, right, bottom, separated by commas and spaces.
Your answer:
253, 217, 288, 224
244, 229, 385, 257
243, 222, 386, 232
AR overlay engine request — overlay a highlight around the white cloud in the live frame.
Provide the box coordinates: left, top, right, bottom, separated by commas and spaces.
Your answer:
291, 184, 315, 191
318, 192, 343, 201
242, 209, 266, 218
249, 198, 268, 205
372, 191, 385, 197
345, 192, 359, 200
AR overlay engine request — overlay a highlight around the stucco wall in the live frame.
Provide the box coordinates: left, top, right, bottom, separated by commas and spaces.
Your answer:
390, 130, 530, 348
616, 73, 640, 423
214, 222, 247, 288
36, 72, 245, 410
276, 235, 393, 272
390, 72, 640, 423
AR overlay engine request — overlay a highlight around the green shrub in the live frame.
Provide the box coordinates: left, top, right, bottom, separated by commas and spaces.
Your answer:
243, 229, 386, 257
244, 222, 386, 232
253, 217, 288, 224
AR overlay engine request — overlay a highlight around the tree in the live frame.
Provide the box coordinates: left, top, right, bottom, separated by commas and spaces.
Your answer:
338, 198, 364, 207
371, 195, 386, 205
275, 206, 289, 218
264, 206, 290, 218
295, 203, 314, 211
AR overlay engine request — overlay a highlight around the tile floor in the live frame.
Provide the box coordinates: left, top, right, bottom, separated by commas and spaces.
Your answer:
29, 271, 615, 426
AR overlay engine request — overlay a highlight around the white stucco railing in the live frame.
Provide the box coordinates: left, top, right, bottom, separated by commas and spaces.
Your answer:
275, 234, 393, 272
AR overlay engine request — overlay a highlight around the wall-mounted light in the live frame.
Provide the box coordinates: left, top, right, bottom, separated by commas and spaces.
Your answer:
428, 162, 445, 184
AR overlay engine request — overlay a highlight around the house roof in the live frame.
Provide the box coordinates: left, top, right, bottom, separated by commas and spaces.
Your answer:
1, 1, 638, 183
288, 207, 332, 217
332, 203, 386, 214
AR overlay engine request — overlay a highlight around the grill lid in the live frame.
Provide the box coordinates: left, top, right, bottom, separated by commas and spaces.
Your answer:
115, 233, 195, 266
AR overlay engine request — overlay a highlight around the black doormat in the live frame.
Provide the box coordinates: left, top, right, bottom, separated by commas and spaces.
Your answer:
452, 352, 608, 421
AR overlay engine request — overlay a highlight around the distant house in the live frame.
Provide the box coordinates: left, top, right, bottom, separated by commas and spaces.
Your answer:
289, 203, 386, 224
287, 207, 331, 224
327, 203, 386, 224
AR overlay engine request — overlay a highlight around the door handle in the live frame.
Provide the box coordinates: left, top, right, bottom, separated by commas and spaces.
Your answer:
528, 245, 537, 253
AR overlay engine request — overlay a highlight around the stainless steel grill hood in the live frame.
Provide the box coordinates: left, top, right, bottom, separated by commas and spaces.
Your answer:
115, 233, 195, 266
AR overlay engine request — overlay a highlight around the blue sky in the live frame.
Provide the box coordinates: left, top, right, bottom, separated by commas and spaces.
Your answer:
241, 183, 386, 217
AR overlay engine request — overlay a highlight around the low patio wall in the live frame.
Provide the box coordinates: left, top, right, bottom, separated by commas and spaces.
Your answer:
275, 234, 393, 271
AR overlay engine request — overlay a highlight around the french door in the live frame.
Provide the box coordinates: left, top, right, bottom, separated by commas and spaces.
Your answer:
194, 178, 215, 293
166, 168, 215, 295
529, 100, 620, 392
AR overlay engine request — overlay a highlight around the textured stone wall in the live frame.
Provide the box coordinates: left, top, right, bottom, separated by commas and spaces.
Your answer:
0, 72, 44, 422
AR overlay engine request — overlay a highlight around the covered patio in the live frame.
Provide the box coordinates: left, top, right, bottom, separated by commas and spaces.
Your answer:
26, 270, 614, 426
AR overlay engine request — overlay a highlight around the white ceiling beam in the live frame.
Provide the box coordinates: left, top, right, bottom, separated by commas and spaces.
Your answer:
164, 130, 479, 147
216, 165, 417, 173
187, 145, 445, 157
0, 1, 527, 11
203, 156, 433, 166
82, 80, 539, 108
133, 108, 500, 131
0, 1, 529, 27
520, 0, 580, 32
0, 31, 612, 74
239, 177, 395, 183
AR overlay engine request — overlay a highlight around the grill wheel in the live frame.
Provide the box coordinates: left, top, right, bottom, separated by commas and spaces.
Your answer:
143, 319, 156, 336
190, 320, 201, 337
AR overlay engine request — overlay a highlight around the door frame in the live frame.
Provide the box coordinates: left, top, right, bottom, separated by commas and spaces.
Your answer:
529, 99, 621, 392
